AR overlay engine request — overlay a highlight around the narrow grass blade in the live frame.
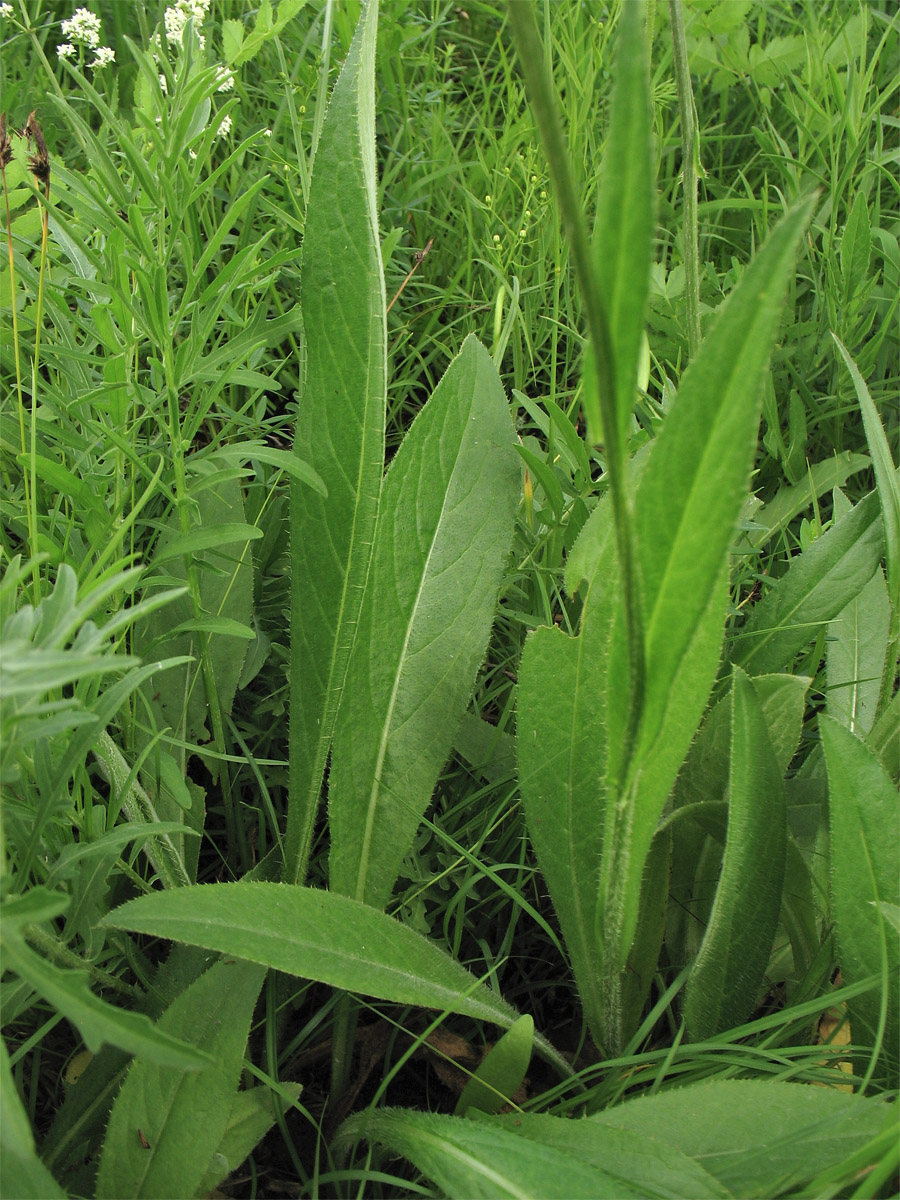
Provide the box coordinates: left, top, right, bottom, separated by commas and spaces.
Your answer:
821, 716, 899, 1087
731, 486, 886, 676
96, 959, 265, 1200
682, 668, 787, 1041
328, 335, 520, 910
832, 334, 899, 638
286, 0, 386, 885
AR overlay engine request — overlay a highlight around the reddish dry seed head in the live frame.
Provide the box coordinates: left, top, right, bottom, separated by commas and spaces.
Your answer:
24, 110, 50, 188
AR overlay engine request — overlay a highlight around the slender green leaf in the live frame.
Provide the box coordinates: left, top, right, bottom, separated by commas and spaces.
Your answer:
0, 936, 208, 1068
821, 716, 899, 1086
731, 486, 886, 675
683, 668, 787, 1040
591, 1079, 893, 1198
286, 0, 385, 885
832, 335, 900, 638
99, 882, 569, 1074
329, 334, 519, 909
96, 959, 265, 1200
585, 0, 655, 452
153, 523, 262, 564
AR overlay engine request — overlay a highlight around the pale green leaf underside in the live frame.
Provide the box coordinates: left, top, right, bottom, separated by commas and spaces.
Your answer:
329, 334, 520, 910
287, 0, 385, 883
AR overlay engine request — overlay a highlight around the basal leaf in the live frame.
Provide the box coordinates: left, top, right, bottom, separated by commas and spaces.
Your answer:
682, 669, 787, 1041
821, 716, 899, 1086
100, 882, 570, 1074
96, 959, 265, 1200
336, 1109, 642, 1200
328, 335, 519, 910
591, 1079, 893, 1198
286, 0, 385, 885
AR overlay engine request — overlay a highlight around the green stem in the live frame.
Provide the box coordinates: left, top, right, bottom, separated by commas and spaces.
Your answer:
669, 0, 702, 360
507, 0, 645, 780
24, 924, 139, 999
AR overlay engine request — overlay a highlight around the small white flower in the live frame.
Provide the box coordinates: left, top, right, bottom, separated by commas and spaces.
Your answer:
0, 4, 14, 18
189, 149, 197, 160
217, 113, 232, 138
91, 45, 115, 67
57, 42, 76, 58
519, 228, 527, 238
262, 128, 272, 137
61, 7, 102, 48
215, 66, 234, 92
492, 233, 501, 243
485, 194, 491, 204
158, 72, 168, 94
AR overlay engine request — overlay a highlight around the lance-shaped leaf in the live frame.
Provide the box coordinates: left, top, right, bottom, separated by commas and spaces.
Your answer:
600, 199, 816, 981
96, 959, 265, 1200
100, 881, 570, 1077
730, 486, 886, 677
682, 669, 787, 1041
286, 0, 386, 884
821, 716, 899, 1087
328, 334, 520, 910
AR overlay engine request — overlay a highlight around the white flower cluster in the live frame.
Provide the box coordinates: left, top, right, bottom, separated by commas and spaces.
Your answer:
0, 4, 14, 18
163, 0, 211, 51
57, 7, 115, 68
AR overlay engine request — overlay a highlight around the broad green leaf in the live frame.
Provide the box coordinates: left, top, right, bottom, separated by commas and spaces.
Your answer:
0, 935, 208, 1068
591, 1079, 893, 1198
0, 1041, 67, 1199
286, 0, 385, 885
683, 669, 787, 1040
586, 0, 654, 453
730, 487, 885, 676
96, 959, 265, 1200
197, 1083, 303, 1196
827, 567, 891, 736
518, 597, 612, 1042
335, 1109, 645, 1200
100, 882, 569, 1074
455, 1014, 533, 1117
491, 1112, 730, 1199
821, 716, 899, 1086
329, 335, 519, 909
832, 336, 900, 639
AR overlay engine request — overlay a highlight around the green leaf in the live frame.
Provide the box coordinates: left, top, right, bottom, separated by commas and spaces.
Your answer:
212, 441, 326, 494
0, 936, 209, 1068
491, 1112, 731, 1199
95, 959, 265, 1200
197, 1083, 303, 1196
585, 0, 654, 452
832, 336, 900, 640
99, 882, 569, 1074
591, 1079, 893, 1198
827, 567, 891, 736
329, 335, 520, 910
633, 198, 816, 766
152, 523, 262, 564
682, 668, 787, 1041
731, 486, 885, 676
336, 1109, 645, 1200
0, 1041, 67, 1199
840, 192, 871, 300
286, 0, 385, 886
821, 716, 899, 1086
455, 1015, 533, 1117
742, 451, 870, 550
222, 17, 244, 63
